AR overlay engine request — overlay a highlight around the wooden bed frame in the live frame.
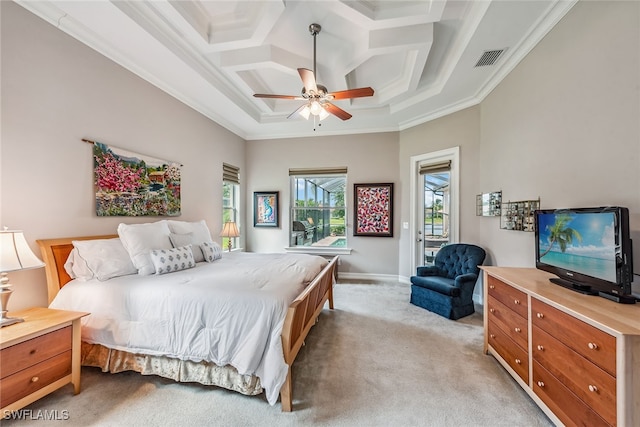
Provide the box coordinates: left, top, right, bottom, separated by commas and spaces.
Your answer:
37, 235, 338, 412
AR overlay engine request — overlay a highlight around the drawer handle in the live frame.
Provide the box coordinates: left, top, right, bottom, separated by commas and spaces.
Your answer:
489, 285, 495, 289
537, 381, 545, 388
489, 308, 495, 313
589, 384, 599, 393
30, 349, 37, 355
536, 313, 544, 319
537, 345, 544, 351
514, 299, 520, 305
514, 327, 521, 333
515, 358, 521, 365
31, 376, 39, 383
490, 334, 496, 339
588, 342, 599, 350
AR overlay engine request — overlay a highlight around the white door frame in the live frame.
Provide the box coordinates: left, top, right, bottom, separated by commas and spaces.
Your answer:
409, 146, 460, 273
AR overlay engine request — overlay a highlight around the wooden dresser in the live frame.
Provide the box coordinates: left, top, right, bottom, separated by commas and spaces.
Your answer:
482, 267, 640, 427
0, 307, 88, 412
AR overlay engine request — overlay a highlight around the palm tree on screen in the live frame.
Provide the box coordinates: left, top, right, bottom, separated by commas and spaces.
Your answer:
540, 214, 582, 258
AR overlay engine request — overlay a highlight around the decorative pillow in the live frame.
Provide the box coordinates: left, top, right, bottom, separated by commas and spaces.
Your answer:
150, 245, 195, 275
167, 220, 215, 262
71, 238, 137, 281
200, 241, 223, 263
117, 221, 173, 275
169, 232, 205, 263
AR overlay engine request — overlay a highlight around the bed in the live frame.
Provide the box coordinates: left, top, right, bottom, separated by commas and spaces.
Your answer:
37, 231, 338, 412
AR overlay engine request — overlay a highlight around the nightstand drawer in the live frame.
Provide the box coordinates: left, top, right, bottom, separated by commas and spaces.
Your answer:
0, 350, 72, 408
1, 326, 72, 379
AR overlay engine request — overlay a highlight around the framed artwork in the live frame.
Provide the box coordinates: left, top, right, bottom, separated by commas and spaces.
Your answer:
354, 183, 393, 237
93, 141, 181, 216
254, 191, 279, 227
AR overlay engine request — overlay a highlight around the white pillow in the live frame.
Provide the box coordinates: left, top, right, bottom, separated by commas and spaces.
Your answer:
169, 232, 205, 263
150, 245, 195, 275
64, 248, 94, 281
118, 221, 173, 275
71, 238, 137, 281
200, 241, 223, 262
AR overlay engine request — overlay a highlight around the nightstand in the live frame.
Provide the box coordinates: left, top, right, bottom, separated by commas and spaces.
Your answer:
0, 307, 89, 412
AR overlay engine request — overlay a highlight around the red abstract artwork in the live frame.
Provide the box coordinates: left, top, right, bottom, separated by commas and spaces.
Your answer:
354, 183, 393, 237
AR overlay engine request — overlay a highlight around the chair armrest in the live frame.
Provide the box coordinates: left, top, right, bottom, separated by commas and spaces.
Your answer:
454, 273, 478, 288
416, 265, 440, 276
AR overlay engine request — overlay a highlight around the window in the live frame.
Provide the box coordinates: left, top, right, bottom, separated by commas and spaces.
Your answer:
222, 163, 240, 249
289, 168, 346, 249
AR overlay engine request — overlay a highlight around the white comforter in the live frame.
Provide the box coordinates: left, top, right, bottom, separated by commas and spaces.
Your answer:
49, 251, 328, 405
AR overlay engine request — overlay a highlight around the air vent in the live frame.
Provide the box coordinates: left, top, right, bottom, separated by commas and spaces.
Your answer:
474, 49, 506, 67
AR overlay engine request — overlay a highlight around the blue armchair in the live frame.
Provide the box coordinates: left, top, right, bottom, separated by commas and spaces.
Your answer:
410, 243, 486, 320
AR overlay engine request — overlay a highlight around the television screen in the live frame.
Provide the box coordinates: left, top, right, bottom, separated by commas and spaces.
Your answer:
535, 206, 634, 302
537, 210, 617, 283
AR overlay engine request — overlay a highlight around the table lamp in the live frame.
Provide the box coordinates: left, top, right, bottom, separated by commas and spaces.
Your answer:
0, 228, 45, 327
219, 222, 240, 252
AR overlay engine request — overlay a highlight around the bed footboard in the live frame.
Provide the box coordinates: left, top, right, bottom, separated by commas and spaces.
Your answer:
279, 255, 338, 412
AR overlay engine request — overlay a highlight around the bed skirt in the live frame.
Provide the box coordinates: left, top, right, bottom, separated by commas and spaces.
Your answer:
81, 342, 264, 396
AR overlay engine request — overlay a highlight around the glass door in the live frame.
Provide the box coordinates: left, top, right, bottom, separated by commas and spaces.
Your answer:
420, 172, 450, 265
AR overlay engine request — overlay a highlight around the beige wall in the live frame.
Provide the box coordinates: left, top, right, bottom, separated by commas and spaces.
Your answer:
478, 0, 639, 269
246, 132, 400, 276
1, 2, 246, 309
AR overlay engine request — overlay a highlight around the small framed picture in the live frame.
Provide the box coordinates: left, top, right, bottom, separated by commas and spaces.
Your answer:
353, 183, 393, 237
254, 191, 279, 227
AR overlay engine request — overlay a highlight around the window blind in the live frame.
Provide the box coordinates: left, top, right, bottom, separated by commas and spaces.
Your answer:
288, 167, 348, 176
418, 160, 451, 175
223, 163, 240, 184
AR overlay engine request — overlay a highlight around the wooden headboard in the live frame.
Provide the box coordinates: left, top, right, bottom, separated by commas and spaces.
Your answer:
37, 235, 118, 304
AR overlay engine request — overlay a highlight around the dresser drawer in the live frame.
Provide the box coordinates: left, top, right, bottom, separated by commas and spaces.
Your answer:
533, 361, 610, 427
488, 320, 528, 383
531, 298, 616, 376
0, 350, 72, 408
487, 276, 528, 318
0, 326, 72, 379
487, 295, 528, 350
532, 325, 616, 425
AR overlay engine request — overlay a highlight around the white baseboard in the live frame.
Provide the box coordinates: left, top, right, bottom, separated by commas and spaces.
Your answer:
337, 272, 411, 284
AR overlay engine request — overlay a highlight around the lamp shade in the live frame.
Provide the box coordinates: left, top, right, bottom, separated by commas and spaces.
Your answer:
219, 222, 240, 238
0, 230, 45, 273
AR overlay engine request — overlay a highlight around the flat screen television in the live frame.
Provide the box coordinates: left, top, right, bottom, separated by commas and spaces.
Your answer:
534, 206, 635, 303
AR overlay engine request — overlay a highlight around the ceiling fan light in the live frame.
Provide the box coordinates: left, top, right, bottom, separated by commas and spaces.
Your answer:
318, 107, 330, 121
310, 100, 323, 116
299, 105, 311, 120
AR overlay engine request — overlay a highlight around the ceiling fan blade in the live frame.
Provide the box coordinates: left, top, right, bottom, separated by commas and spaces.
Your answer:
328, 87, 375, 100
324, 102, 352, 121
253, 94, 302, 100
298, 68, 317, 93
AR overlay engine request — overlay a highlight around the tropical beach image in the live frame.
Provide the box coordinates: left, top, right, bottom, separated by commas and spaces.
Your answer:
538, 211, 617, 282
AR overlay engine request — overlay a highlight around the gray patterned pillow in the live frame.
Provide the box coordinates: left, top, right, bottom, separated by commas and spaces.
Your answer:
200, 241, 223, 262
150, 245, 196, 275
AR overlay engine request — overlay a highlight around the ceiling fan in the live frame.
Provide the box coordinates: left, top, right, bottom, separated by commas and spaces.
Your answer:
253, 23, 374, 122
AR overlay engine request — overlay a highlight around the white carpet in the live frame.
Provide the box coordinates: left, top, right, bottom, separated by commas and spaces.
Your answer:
2, 281, 552, 426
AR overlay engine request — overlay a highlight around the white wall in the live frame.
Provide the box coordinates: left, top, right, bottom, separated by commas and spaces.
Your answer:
246, 132, 400, 277
1, 2, 246, 310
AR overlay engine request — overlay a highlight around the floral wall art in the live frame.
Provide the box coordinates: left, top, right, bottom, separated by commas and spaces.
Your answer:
93, 141, 181, 216
354, 183, 394, 237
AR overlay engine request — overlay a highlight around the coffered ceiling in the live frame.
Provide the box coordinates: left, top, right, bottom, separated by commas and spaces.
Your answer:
17, 0, 576, 140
